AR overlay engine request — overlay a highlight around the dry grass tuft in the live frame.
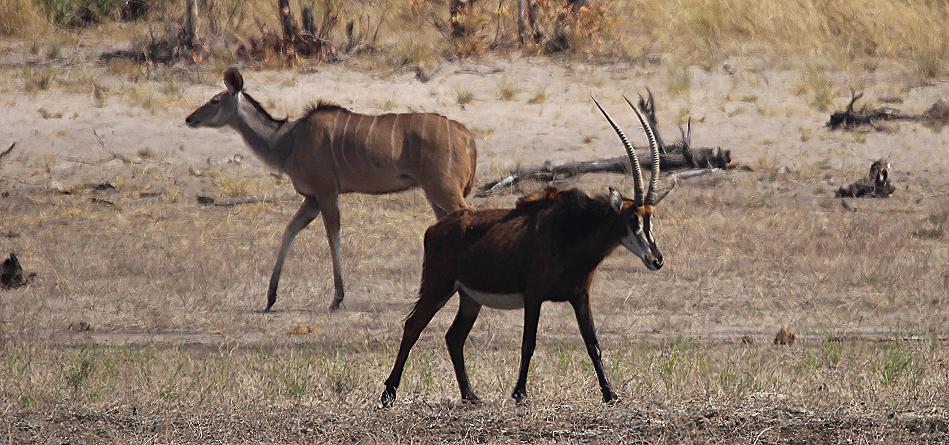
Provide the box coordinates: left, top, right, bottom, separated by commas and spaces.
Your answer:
454, 87, 474, 106
794, 65, 833, 111
495, 76, 520, 101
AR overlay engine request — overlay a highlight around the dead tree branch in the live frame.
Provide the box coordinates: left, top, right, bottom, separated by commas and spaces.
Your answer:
826, 89, 948, 130
476, 147, 732, 197
0, 143, 15, 167
477, 90, 735, 196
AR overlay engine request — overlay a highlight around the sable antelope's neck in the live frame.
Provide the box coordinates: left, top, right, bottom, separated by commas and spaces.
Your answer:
229, 93, 290, 170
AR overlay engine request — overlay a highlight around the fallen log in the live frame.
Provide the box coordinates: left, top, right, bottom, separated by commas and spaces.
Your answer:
196, 194, 297, 207
477, 90, 733, 196
835, 158, 894, 198
476, 147, 731, 196
827, 89, 948, 130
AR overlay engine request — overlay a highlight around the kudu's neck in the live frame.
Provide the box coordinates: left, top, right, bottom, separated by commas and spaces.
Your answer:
229, 93, 289, 170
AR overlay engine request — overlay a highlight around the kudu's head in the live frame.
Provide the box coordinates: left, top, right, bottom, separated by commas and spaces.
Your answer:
185, 68, 244, 128
592, 95, 674, 271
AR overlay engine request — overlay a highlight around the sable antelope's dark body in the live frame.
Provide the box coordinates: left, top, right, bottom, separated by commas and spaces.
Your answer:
380, 94, 672, 405
381, 188, 633, 405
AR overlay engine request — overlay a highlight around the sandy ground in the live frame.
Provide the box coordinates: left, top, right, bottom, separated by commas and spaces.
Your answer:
1, 47, 948, 443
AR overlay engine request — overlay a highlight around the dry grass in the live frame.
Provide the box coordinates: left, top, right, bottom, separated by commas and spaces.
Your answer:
2, 0, 946, 78
495, 76, 520, 102
454, 87, 474, 106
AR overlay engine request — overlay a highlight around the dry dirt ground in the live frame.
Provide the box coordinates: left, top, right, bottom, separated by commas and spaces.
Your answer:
1, 44, 948, 443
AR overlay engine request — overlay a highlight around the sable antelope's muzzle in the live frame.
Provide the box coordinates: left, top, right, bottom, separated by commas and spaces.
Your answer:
185, 114, 199, 127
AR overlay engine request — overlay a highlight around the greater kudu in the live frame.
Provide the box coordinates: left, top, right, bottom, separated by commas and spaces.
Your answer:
186, 68, 477, 311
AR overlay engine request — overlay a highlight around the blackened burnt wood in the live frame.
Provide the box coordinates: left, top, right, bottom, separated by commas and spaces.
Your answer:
477, 147, 731, 196
835, 158, 895, 198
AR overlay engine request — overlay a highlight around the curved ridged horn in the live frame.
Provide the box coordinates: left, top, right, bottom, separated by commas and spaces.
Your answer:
591, 95, 644, 206
623, 95, 661, 206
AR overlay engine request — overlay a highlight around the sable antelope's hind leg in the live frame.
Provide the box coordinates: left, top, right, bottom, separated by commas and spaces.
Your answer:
265, 197, 320, 312
446, 292, 483, 403
380, 283, 456, 407
571, 295, 617, 403
320, 195, 345, 312
511, 303, 541, 403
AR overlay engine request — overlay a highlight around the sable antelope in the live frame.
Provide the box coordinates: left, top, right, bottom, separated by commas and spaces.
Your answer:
186, 68, 477, 312
380, 95, 672, 406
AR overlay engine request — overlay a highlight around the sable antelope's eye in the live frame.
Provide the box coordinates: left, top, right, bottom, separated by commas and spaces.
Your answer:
211, 97, 220, 104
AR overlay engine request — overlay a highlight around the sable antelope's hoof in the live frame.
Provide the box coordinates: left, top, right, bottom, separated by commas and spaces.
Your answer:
511, 390, 528, 404
602, 391, 619, 404
460, 394, 483, 405
379, 388, 397, 408
328, 300, 342, 312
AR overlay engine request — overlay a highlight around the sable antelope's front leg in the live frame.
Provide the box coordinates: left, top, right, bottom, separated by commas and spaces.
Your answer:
265, 197, 320, 312
571, 295, 617, 403
320, 194, 345, 312
512, 302, 541, 403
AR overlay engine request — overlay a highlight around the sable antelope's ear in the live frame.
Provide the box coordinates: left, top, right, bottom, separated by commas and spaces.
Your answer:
652, 181, 677, 205
223, 67, 243, 93
608, 187, 624, 214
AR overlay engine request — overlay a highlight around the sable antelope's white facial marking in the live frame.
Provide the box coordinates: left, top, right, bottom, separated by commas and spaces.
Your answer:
456, 282, 525, 310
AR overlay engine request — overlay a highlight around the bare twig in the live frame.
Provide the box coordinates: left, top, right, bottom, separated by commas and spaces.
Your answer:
0, 143, 15, 167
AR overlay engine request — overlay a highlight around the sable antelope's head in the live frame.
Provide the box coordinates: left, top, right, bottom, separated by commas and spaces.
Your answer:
185, 67, 244, 128
592, 95, 674, 271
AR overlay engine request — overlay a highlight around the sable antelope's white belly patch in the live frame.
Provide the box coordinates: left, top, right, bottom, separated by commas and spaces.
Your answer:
455, 282, 524, 310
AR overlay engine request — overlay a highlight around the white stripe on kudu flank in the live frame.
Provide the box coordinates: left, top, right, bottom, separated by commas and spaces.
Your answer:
339, 114, 353, 172
365, 116, 378, 148
445, 117, 453, 167
389, 114, 400, 162
329, 110, 340, 147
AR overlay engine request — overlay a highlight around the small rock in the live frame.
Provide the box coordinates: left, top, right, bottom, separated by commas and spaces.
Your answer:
774, 326, 796, 346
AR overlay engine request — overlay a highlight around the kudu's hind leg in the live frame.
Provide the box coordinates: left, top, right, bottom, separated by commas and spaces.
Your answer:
424, 185, 467, 220
266, 197, 320, 312
380, 283, 456, 407
320, 195, 345, 312
446, 292, 482, 402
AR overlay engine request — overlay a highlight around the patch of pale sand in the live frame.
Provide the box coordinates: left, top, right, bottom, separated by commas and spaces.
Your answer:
2, 57, 946, 186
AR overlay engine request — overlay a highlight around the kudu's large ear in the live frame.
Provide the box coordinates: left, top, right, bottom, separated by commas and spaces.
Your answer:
608, 187, 624, 214
223, 67, 243, 93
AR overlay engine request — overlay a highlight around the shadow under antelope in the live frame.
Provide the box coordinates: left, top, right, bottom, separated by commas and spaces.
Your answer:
186, 68, 477, 312
380, 95, 673, 406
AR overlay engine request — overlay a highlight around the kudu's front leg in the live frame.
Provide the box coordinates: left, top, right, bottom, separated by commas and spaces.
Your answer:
320, 194, 345, 311
512, 302, 541, 403
571, 295, 617, 403
265, 197, 320, 312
